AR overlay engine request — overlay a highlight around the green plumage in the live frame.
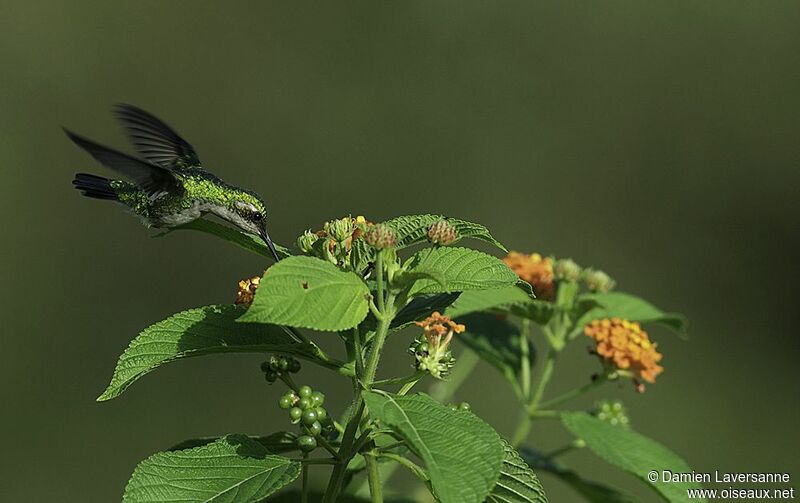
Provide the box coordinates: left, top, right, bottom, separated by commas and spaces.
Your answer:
68, 104, 280, 261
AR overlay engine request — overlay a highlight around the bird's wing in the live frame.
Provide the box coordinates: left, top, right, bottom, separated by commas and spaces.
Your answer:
64, 129, 184, 198
114, 104, 201, 169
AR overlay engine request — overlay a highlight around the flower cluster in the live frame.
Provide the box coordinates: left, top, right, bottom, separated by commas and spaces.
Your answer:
296, 215, 371, 267
235, 275, 261, 308
427, 219, 458, 246
585, 318, 663, 390
409, 312, 465, 379
503, 252, 555, 300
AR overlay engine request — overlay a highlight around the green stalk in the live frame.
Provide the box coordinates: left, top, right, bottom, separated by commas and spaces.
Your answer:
539, 374, 607, 409
323, 250, 396, 503
301, 452, 309, 503
512, 348, 558, 447
365, 452, 383, 503
520, 319, 532, 399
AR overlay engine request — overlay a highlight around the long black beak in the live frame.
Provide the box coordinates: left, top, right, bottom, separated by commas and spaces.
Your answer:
260, 227, 281, 262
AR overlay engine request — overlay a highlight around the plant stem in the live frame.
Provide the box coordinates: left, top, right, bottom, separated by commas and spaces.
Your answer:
520, 319, 532, 399
377, 452, 429, 483
365, 451, 383, 503
375, 251, 386, 313
323, 254, 397, 503
511, 348, 559, 447
539, 374, 607, 409
301, 452, 309, 503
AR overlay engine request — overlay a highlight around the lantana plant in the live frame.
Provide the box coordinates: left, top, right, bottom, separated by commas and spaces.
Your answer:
96, 214, 701, 503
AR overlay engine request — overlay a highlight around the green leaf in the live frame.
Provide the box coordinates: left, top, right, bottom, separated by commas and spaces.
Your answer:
561, 412, 703, 502
270, 492, 416, 503
158, 218, 292, 259
569, 292, 687, 339
486, 439, 548, 503
362, 391, 504, 503
239, 256, 370, 331
521, 448, 635, 503
123, 435, 299, 503
98, 305, 315, 401
383, 214, 507, 251
446, 285, 532, 317
168, 432, 298, 455
446, 285, 554, 324
456, 313, 529, 398
405, 247, 519, 296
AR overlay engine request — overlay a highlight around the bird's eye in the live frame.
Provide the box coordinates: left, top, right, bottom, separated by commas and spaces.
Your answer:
253, 212, 263, 221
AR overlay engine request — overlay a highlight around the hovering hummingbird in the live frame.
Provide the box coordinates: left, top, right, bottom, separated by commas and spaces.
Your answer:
66, 104, 281, 261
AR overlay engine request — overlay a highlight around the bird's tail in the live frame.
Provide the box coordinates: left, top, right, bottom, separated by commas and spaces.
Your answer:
73, 173, 119, 201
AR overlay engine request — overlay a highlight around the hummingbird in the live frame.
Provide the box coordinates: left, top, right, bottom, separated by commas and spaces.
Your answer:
66, 104, 281, 261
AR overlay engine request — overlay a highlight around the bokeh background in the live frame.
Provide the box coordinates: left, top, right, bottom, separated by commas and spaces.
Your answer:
2, 2, 798, 501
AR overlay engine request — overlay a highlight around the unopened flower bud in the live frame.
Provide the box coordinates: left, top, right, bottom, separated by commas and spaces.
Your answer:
583, 268, 616, 293
364, 224, 397, 250
427, 219, 458, 246
327, 217, 354, 242
296, 230, 319, 254
554, 258, 581, 282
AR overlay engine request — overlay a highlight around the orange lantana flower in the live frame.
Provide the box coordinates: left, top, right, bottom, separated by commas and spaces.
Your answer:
503, 252, 555, 300
415, 312, 465, 350
585, 318, 664, 390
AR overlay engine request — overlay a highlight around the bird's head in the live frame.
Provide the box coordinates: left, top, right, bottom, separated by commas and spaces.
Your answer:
222, 189, 280, 262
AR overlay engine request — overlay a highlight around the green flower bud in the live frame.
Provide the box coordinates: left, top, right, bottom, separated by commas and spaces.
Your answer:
583, 268, 616, 293
326, 217, 355, 242
554, 258, 582, 282
296, 230, 319, 254
364, 224, 397, 250
427, 219, 458, 246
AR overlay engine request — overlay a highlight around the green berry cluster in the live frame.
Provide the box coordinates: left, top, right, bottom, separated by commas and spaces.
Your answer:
408, 335, 456, 379
279, 385, 331, 452
447, 401, 471, 412
592, 400, 630, 427
261, 355, 301, 384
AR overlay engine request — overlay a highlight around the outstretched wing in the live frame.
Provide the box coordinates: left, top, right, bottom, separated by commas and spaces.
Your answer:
64, 129, 184, 198
114, 104, 201, 169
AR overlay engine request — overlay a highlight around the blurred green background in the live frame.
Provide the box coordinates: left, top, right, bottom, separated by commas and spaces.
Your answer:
2, 2, 798, 501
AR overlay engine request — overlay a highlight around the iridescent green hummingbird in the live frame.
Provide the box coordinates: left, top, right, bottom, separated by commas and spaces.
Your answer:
66, 104, 281, 261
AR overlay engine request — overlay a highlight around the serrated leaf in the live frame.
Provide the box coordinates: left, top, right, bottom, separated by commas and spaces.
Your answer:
569, 292, 687, 340
123, 435, 299, 503
446, 286, 531, 317
239, 256, 370, 331
561, 412, 703, 502
363, 391, 504, 503
98, 305, 314, 401
405, 247, 518, 296
446, 286, 553, 324
168, 432, 298, 455
383, 214, 507, 251
486, 439, 548, 503
456, 313, 529, 398
158, 218, 292, 259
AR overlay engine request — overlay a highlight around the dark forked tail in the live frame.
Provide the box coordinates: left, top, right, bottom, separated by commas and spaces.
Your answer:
73, 173, 119, 201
